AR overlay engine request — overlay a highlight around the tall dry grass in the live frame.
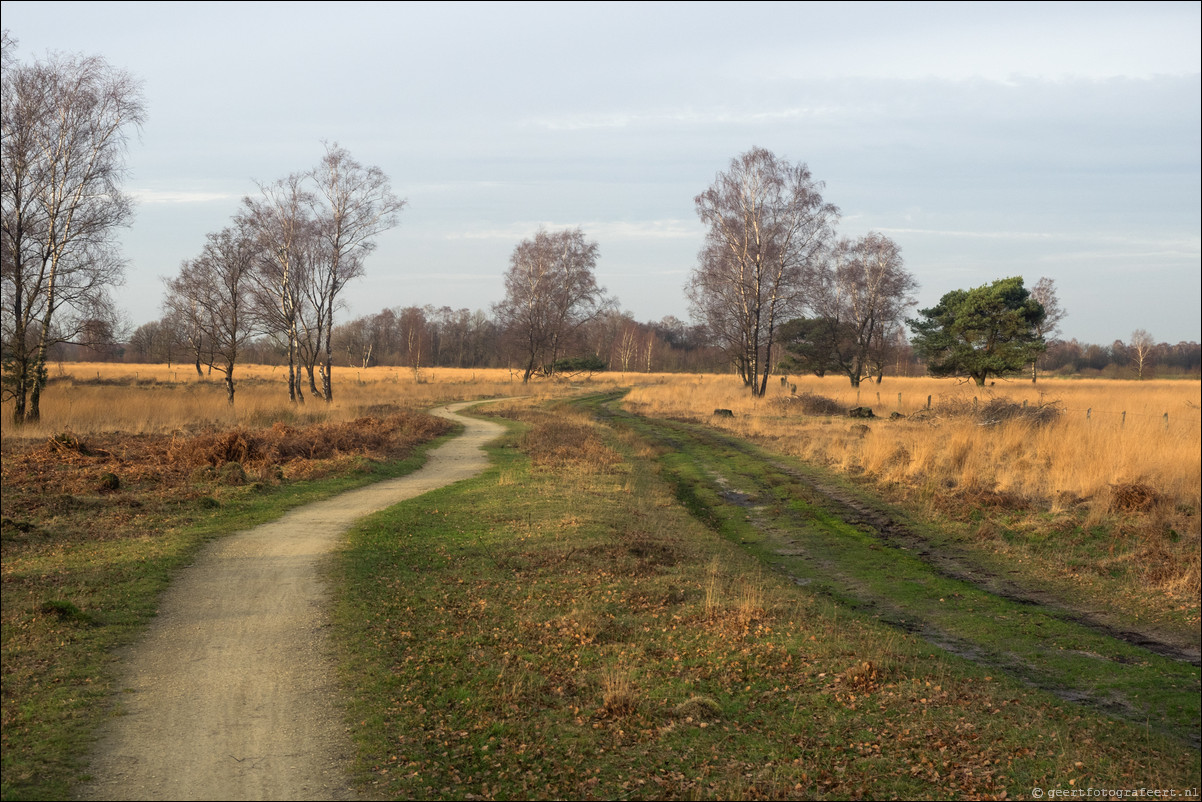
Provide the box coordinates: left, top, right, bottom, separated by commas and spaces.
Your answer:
1, 362, 632, 438
625, 374, 1202, 603
625, 374, 1201, 512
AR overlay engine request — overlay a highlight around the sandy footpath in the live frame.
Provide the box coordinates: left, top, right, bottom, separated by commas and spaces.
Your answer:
78, 401, 506, 801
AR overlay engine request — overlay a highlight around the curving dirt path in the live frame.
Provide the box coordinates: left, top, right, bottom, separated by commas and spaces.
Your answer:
79, 401, 507, 801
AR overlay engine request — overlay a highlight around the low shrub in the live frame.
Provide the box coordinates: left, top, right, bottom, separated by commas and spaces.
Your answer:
218, 462, 247, 486
96, 471, 121, 492
929, 396, 1064, 427
774, 391, 844, 416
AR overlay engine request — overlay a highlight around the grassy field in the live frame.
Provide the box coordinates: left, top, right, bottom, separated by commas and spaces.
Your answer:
7, 363, 555, 436
1, 364, 1199, 799
625, 374, 1201, 642
333, 396, 1199, 799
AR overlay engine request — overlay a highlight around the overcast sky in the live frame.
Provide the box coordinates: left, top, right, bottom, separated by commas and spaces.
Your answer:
3, 1, 1199, 345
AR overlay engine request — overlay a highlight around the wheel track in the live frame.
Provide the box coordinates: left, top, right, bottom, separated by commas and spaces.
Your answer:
600, 401, 1200, 747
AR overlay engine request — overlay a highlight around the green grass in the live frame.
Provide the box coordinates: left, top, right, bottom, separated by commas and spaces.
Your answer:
0, 426, 457, 802
331, 399, 1200, 800
621, 411, 1201, 748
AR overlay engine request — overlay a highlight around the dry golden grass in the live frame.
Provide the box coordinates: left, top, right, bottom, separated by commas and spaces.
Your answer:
599, 664, 637, 716
625, 374, 1201, 512
24, 365, 1194, 537
1, 362, 636, 437
516, 410, 624, 472
625, 373, 1202, 606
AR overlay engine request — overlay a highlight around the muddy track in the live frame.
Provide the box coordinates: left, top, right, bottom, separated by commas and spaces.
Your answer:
798, 470, 1202, 667
600, 401, 1200, 747
753, 436, 1200, 667
78, 402, 507, 801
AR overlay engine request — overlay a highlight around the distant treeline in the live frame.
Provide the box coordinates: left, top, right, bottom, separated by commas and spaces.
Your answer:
64, 306, 730, 375
48, 307, 1202, 380
1039, 338, 1201, 378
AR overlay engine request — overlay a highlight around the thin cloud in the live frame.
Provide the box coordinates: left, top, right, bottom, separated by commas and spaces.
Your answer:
587, 220, 701, 240
131, 189, 240, 205
528, 106, 844, 132
447, 219, 700, 241
881, 227, 1200, 255
877, 227, 1058, 241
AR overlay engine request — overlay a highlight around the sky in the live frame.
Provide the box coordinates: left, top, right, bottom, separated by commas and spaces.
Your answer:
3, 1, 1199, 345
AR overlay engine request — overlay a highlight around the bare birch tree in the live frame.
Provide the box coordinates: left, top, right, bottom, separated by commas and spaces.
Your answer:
1129, 329, 1156, 380
243, 174, 314, 404
818, 232, 917, 386
616, 320, 639, 372
163, 222, 260, 404
1, 38, 144, 423
292, 218, 335, 397
689, 147, 838, 397
1029, 276, 1066, 382
307, 142, 405, 402
494, 227, 612, 383
687, 240, 757, 385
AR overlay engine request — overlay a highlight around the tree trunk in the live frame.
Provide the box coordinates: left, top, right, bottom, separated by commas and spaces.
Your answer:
306, 364, 319, 397
322, 299, 334, 403
9, 289, 30, 424
754, 343, 771, 396
28, 304, 58, 424
10, 349, 30, 425
28, 379, 42, 423
287, 336, 300, 404
11, 383, 27, 426
28, 346, 47, 423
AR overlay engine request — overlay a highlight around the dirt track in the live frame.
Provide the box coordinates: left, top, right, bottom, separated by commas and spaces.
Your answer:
79, 402, 506, 801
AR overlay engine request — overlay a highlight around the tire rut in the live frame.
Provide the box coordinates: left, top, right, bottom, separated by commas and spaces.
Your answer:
607, 406, 1200, 747
670, 415, 1198, 667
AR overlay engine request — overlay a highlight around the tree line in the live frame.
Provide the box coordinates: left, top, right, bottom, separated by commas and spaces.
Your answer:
101, 304, 1200, 382
121, 304, 729, 377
